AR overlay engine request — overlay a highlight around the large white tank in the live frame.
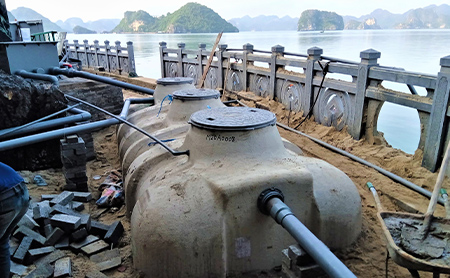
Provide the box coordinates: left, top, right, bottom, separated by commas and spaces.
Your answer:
117, 77, 195, 155
129, 107, 362, 278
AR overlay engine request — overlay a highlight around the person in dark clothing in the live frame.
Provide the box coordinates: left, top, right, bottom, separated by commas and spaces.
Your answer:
0, 162, 29, 277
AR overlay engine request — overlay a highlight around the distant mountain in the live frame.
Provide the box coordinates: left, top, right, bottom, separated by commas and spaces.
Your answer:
344, 4, 450, 29
56, 17, 120, 33
345, 18, 381, 30
10, 7, 63, 32
228, 15, 298, 31
298, 10, 344, 31
73, 25, 96, 34
113, 2, 238, 33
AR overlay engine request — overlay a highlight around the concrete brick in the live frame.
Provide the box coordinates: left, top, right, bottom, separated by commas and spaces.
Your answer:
50, 214, 81, 232
50, 191, 74, 206
54, 236, 70, 249
70, 228, 88, 242
65, 135, 79, 144
81, 240, 109, 256
90, 220, 110, 238
41, 194, 58, 201
32, 201, 51, 222
70, 235, 99, 251
45, 227, 64, 246
288, 244, 314, 267
17, 213, 40, 231
35, 249, 67, 266
24, 263, 53, 278
10, 260, 29, 276
104, 221, 124, 247
49, 205, 91, 231
90, 248, 121, 271
44, 224, 53, 237
54, 257, 72, 278
28, 246, 55, 262
13, 226, 46, 245
85, 270, 109, 278
72, 191, 92, 202
13, 236, 33, 264
65, 201, 85, 212
9, 239, 19, 255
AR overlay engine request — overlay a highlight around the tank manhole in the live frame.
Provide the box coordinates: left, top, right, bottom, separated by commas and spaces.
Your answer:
173, 89, 220, 101
189, 107, 276, 131
156, 77, 194, 85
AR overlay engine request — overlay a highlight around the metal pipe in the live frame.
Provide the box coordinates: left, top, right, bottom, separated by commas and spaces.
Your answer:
64, 94, 188, 156
258, 188, 356, 278
50, 67, 154, 95
16, 70, 60, 86
276, 122, 445, 206
0, 98, 153, 152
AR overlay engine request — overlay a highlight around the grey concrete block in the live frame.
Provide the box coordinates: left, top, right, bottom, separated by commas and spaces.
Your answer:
70, 235, 99, 251
13, 236, 33, 264
50, 191, 75, 206
90, 248, 121, 271
44, 224, 53, 238
13, 226, 46, 245
81, 240, 109, 256
54, 257, 72, 278
41, 194, 58, 201
35, 249, 67, 266
10, 260, 29, 276
50, 214, 81, 232
54, 236, 70, 249
28, 246, 55, 262
24, 263, 53, 278
104, 221, 124, 247
72, 191, 92, 202
17, 213, 40, 231
90, 220, 110, 238
70, 228, 88, 242
32, 201, 51, 222
45, 227, 64, 246
66, 201, 85, 212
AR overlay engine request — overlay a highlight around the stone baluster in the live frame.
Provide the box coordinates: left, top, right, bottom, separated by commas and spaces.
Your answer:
73, 40, 79, 60
305, 47, 323, 118
242, 43, 254, 92
177, 42, 185, 77
197, 43, 206, 84
217, 44, 227, 91
127, 41, 136, 75
115, 41, 121, 74
104, 40, 111, 72
159, 41, 167, 77
93, 40, 100, 67
268, 45, 284, 100
350, 49, 381, 140
83, 40, 89, 68
423, 55, 450, 171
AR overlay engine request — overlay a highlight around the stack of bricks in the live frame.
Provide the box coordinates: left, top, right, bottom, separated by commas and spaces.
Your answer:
9, 191, 124, 277
60, 135, 88, 192
281, 244, 327, 278
75, 121, 96, 161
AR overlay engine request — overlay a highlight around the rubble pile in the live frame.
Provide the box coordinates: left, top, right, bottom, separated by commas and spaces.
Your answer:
10, 190, 124, 278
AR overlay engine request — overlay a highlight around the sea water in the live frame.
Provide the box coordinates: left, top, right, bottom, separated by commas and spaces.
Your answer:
67, 30, 450, 154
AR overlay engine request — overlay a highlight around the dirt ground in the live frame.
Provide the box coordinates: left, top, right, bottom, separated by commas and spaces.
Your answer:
19, 89, 450, 278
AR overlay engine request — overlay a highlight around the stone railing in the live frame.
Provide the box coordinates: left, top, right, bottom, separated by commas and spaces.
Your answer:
159, 41, 450, 172
64, 39, 136, 75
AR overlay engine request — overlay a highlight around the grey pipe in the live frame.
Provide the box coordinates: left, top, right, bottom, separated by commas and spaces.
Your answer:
276, 122, 444, 206
0, 98, 153, 152
0, 106, 91, 140
265, 197, 357, 278
16, 70, 59, 86
50, 67, 154, 95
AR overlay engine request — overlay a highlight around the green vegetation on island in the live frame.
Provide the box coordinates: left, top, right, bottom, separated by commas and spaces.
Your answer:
113, 2, 238, 33
73, 25, 96, 34
298, 10, 344, 31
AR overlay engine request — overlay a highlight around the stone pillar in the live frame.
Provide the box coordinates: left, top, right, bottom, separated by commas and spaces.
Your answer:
305, 47, 323, 118
83, 39, 89, 68
422, 56, 450, 172
242, 43, 253, 92
177, 42, 185, 77
350, 49, 380, 140
217, 44, 227, 91
197, 43, 206, 84
0, 0, 11, 42
159, 41, 167, 78
127, 41, 136, 75
269, 45, 284, 100
94, 40, 100, 67
104, 40, 110, 72
73, 40, 79, 60
115, 41, 121, 74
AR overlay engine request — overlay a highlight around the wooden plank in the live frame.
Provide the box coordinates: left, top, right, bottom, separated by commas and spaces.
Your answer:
198, 32, 223, 88
365, 87, 432, 112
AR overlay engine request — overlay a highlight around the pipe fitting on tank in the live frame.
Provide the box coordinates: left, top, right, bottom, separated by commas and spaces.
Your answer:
257, 187, 284, 216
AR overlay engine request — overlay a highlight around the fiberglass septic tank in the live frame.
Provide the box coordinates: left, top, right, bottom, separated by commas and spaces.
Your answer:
117, 77, 195, 155
129, 107, 362, 278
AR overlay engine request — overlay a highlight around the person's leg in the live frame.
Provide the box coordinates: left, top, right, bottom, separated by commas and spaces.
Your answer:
0, 182, 29, 277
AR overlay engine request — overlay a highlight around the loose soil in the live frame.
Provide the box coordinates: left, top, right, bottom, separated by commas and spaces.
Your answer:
18, 89, 450, 278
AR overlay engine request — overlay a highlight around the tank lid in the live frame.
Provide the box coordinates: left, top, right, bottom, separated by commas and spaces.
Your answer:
156, 77, 194, 85
189, 107, 276, 131
173, 89, 220, 101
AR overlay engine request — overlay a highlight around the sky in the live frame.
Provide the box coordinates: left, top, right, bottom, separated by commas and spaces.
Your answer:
5, 0, 450, 22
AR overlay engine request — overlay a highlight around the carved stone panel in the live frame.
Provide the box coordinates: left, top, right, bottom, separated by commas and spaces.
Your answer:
185, 64, 198, 85
279, 80, 306, 113
317, 88, 352, 131
204, 67, 218, 89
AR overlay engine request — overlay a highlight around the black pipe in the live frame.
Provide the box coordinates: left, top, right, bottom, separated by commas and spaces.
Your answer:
258, 188, 357, 278
50, 67, 155, 95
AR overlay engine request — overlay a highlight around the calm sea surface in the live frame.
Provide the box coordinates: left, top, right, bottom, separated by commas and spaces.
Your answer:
67, 30, 450, 154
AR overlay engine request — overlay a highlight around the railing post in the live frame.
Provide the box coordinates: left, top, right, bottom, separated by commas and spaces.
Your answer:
217, 44, 227, 91
127, 41, 136, 75
198, 43, 206, 84
350, 49, 381, 140
159, 41, 167, 77
177, 42, 185, 77
64, 39, 69, 59
115, 41, 121, 74
94, 40, 100, 67
83, 39, 89, 68
104, 40, 111, 72
269, 45, 284, 100
73, 40, 79, 60
242, 43, 253, 92
305, 47, 323, 117
422, 56, 450, 172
